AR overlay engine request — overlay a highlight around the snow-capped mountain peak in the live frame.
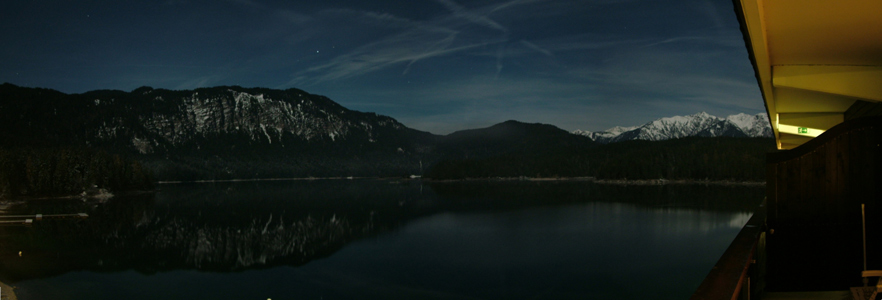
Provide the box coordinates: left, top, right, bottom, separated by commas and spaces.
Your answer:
726, 113, 755, 128
572, 125, 638, 142
726, 112, 772, 137
606, 125, 640, 135
573, 112, 772, 143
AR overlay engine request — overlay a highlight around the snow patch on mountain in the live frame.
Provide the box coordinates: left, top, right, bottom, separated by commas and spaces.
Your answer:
726, 113, 774, 137
573, 112, 772, 144
572, 125, 637, 142
132, 89, 362, 147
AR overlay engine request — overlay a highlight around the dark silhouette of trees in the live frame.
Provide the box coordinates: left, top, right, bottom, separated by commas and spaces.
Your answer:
426, 137, 776, 181
0, 147, 153, 199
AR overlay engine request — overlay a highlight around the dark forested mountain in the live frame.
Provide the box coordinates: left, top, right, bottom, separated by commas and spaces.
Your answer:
424, 117, 775, 181
1, 83, 774, 186
427, 121, 597, 179
427, 137, 776, 181
437, 120, 595, 158
0, 83, 435, 151
0, 83, 437, 181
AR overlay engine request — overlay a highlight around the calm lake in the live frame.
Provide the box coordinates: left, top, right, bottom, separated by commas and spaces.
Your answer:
0, 180, 763, 300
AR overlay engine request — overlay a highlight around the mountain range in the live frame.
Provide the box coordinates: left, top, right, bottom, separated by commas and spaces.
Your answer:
0, 83, 773, 183
0, 83, 438, 180
0, 83, 435, 154
572, 112, 773, 144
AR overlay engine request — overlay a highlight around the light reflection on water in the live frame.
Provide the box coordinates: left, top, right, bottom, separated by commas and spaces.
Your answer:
646, 208, 754, 236
1, 180, 763, 300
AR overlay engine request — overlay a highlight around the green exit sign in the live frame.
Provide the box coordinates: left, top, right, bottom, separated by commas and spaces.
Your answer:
798, 127, 808, 134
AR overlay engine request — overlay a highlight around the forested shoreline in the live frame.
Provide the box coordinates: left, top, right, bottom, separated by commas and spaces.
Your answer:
0, 137, 774, 198
0, 147, 154, 199
426, 137, 776, 181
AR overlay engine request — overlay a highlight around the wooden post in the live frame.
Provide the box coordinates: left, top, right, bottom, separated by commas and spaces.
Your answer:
863, 203, 868, 286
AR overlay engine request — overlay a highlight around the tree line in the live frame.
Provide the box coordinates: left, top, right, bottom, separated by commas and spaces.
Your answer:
425, 137, 776, 181
0, 147, 154, 199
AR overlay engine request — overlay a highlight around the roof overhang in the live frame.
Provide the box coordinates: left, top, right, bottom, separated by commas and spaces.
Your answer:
733, 0, 882, 149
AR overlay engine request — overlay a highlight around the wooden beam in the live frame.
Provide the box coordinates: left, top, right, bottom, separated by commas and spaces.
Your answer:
778, 124, 824, 137
772, 65, 882, 102
774, 87, 856, 113
740, 0, 780, 144
778, 133, 813, 149
778, 113, 843, 130
863, 270, 882, 278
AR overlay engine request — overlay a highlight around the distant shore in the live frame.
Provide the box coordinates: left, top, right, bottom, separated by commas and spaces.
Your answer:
153, 176, 766, 186
424, 176, 765, 186
590, 178, 765, 186
0, 189, 155, 202
156, 176, 377, 184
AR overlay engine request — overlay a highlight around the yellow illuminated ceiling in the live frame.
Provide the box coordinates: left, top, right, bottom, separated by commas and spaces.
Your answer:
736, 0, 882, 149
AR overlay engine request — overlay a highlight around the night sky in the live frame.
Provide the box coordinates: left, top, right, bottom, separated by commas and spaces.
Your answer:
0, 0, 763, 134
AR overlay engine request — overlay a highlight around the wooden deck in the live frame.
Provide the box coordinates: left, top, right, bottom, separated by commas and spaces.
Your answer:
762, 291, 852, 300
692, 117, 882, 300
690, 201, 766, 300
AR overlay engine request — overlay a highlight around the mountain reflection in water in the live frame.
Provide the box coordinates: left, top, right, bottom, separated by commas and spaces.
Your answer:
0, 180, 763, 300
0, 180, 431, 279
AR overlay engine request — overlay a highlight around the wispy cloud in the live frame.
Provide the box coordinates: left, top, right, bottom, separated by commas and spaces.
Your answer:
284, 2, 524, 86
280, 0, 576, 86
224, 0, 265, 9
288, 29, 504, 85
174, 74, 227, 90
523, 34, 652, 53
489, 0, 548, 13
276, 10, 313, 24
638, 31, 744, 49
697, 0, 726, 28
321, 9, 418, 28
434, 0, 509, 32
518, 40, 554, 57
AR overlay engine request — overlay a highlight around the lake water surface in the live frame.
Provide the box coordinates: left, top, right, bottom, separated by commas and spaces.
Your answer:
0, 180, 763, 299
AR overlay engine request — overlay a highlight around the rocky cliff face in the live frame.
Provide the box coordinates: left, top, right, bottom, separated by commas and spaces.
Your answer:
84, 86, 428, 154
0, 83, 436, 179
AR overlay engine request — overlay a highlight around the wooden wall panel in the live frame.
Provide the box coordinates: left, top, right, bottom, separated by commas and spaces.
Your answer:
764, 116, 881, 291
